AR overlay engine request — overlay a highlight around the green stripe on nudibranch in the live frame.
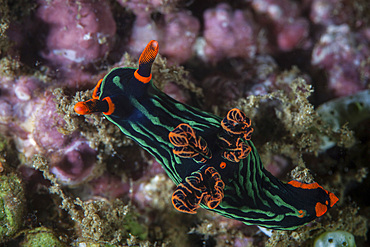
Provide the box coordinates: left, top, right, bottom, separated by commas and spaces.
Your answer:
74, 40, 339, 230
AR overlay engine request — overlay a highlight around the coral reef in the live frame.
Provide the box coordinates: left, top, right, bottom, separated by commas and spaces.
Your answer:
0, 0, 369, 246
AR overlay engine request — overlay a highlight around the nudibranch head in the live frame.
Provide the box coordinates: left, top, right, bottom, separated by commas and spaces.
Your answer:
74, 40, 159, 116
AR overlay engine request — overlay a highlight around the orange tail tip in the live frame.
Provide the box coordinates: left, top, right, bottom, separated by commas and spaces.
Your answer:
288, 180, 339, 213
329, 192, 339, 207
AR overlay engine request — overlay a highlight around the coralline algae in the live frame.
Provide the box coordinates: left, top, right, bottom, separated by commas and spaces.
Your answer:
0, 173, 25, 243
20, 227, 65, 247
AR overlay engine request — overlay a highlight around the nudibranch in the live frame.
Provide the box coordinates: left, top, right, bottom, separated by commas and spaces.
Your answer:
74, 40, 338, 230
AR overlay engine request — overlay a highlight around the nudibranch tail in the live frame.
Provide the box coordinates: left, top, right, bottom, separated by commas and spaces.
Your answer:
133, 40, 159, 84
288, 180, 339, 217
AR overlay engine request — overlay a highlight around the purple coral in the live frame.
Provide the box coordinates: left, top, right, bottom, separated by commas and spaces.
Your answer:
116, 0, 173, 15
309, 0, 353, 26
128, 15, 159, 58
251, 0, 310, 51
0, 75, 99, 185
198, 3, 257, 63
89, 173, 130, 199
31, 94, 98, 185
37, 0, 116, 66
32, 95, 70, 151
0, 76, 44, 138
128, 11, 199, 64
49, 140, 98, 185
159, 11, 200, 64
312, 25, 369, 97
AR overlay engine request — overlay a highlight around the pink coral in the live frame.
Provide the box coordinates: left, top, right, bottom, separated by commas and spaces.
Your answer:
30, 94, 99, 185
277, 18, 309, 51
116, 0, 177, 15
89, 173, 130, 199
49, 140, 98, 185
120, 0, 199, 64
0, 75, 44, 132
311, 24, 369, 97
32, 97, 70, 152
162, 82, 190, 104
128, 11, 200, 64
264, 155, 290, 178
199, 3, 257, 63
128, 15, 159, 58
0, 75, 99, 185
200, 55, 278, 110
309, 0, 352, 26
159, 11, 200, 64
251, 0, 310, 51
37, 0, 116, 66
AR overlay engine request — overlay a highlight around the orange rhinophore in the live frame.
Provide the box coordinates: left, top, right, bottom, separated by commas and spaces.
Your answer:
134, 40, 159, 84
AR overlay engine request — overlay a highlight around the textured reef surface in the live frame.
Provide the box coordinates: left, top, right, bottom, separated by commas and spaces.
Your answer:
0, 0, 369, 246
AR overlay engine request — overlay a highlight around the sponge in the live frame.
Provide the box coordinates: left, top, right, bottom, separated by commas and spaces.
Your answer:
314, 230, 356, 247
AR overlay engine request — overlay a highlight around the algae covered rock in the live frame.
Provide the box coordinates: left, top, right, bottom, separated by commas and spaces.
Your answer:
20, 227, 65, 247
0, 173, 25, 243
